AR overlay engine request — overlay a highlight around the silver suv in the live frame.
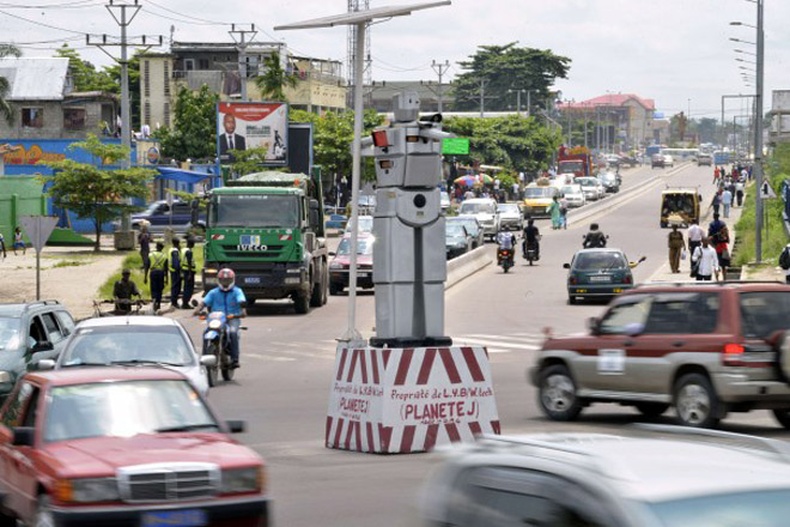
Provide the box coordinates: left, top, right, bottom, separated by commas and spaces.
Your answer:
420, 427, 790, 526
0, 300, 75, 399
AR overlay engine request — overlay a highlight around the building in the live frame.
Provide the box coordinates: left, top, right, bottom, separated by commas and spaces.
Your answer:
363, 80, 452, 113
559, 94, 656, 152
139, 42, 347, 132
0, 57, 118, 140
769, 90, 790, 145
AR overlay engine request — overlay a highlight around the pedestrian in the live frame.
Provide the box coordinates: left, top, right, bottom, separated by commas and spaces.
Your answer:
559, 195, 569, 229
549, 195, 562, 230
137, 223, 151, 282
181, 238, 196, 309
721, 187, 733, 218
780, 243, 790, 284
713, 166, 720, 185
711, 190, 722, 216
668, 225, 686, 274
12, 227, 25, 255
692, 237, 720, 281
147, 241, 167, 311
708, 213, 730, 278
687, 219, 704, 271
735, 179, 744, 207
0, 232, 6, 259
169, 237, 182, 309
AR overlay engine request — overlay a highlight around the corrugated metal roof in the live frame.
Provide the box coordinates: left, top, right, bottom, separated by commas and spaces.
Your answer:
0, 57, 69, 101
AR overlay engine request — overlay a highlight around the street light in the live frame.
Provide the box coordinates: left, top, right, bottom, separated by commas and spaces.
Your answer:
729, 36, 756, 45
734, 48, 756, 56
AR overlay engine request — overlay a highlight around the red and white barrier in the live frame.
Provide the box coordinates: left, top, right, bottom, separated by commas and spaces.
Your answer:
326, 345, 500, 453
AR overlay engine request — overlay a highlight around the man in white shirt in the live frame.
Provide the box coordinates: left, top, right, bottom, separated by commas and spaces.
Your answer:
735, 179, 745, 206
692, 237, 720, 281
721, 188, 733, 218
687, 219, 704, 272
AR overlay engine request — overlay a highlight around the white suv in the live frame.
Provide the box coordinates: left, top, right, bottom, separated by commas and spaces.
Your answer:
458, 198, 500, 240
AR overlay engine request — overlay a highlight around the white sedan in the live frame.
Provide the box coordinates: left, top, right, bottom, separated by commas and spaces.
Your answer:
560, 184, 586, 208
575, 177, 604, 201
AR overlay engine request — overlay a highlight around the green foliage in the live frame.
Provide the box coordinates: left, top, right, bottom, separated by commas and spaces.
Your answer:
291, 109, 384, 182
452, 43, 571, 113
153, 85, 219, 162
104, 53, 142, 131
55, 44, 117, 93
0, 44, 21, 125
443, 115, 562, 174
228, 147, 282, 177
42, 134, 155, 251
254, 51, 298, 102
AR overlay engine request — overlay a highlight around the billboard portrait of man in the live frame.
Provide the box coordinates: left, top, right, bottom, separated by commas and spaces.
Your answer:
218, 113, 247, 161
217, 102, 288, 165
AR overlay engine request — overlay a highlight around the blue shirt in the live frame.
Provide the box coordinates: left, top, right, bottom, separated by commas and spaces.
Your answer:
203, 286, 246, 316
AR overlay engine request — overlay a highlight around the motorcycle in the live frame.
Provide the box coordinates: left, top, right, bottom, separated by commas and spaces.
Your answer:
522, 236, 541, 266
497, 247, 515, 273
199, 311, 245, 386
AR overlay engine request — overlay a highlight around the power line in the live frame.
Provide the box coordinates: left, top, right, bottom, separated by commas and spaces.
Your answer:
0, 0, 99, 8
143, 0, 226, 25
0, 8, 86, 34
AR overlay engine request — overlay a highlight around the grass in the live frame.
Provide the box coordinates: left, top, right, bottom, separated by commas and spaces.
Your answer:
97, 243, 205, 299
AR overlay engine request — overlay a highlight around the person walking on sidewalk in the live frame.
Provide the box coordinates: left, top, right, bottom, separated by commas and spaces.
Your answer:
168, 238, 182, 309
148, 241, 167, 311
0, 232, 6, 259
721, 187, 733, 218
180, 238, 196, 309
692, 237, 720, 281
668, 225, 686, 274
137, 223, 152, 281
735, 178, 744, 207
708, 213, 730, 279
711, 189, 722, 216
687, 219, 704, 271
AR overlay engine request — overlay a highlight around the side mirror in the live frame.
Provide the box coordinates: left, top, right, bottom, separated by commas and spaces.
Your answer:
563, 263, 571, 269
36, 359, 56, 371
586, 317, 600, 334
225, 420, 246, 434
200, 355, 217, 368
12, 427, 34, 447
309, 199, 321, 229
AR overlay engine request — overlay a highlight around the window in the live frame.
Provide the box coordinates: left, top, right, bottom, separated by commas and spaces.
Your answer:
643, 293, 719, 334
198, 58, 209, 70
184, 58, 195, 71
1, 382, 34, 427
29, 316, 49, 347
22, 107, 44, 128
164, 102, 171, 127
163, 61, 170, 96
144, 101, 151, 126
54, 311, 75, 337
63, 108, 86, 130
41, 313, 64, 344
143, 60, 150, 97
598, 297, 651, 335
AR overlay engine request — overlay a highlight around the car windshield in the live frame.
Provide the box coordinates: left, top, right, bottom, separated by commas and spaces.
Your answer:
577, 178, 597, 187
451, 219, 479, 234
44, 379, 217, 443
740, 292, 790, 339
460, 202, 495, 214
61, 326, 195, 367
210, 194, 300, 228
335, 237, 374, 256
446, 224, 466, 237
497, 204, 519, 214
562, 186, 581, 195
574, 252, 627, 270
0, 317, 21, 352
524, 187, 553, 199
647, 489, 790, 526
346, 216, 373, 233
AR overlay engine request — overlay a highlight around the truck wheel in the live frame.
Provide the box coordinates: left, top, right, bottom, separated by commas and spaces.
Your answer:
329, 282, 342, 296
310, 261, 328, 307
294, 291, 310, 314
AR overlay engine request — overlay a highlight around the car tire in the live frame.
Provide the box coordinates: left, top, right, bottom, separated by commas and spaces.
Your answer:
568, 296, 576, 305
635, 402, 670, 419
538, 365, 582, 421
673, 373, 720, 428
294, 291, 310, 314
33, 495, 54, 527
771, 409, 790, 429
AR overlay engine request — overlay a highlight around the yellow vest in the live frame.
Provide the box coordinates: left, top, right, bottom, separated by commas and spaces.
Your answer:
149, 250, 167, 271
181, 247, 196, 272
168, 247, 181, 273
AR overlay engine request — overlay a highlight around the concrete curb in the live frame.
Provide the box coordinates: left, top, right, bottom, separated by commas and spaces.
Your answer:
446, 245, 493, 289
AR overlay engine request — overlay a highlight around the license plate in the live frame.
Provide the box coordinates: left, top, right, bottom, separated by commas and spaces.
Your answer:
142, 509, 208, 527
358, 272, 369, 278
244, 276, 261, 285
589, 275, 611, 283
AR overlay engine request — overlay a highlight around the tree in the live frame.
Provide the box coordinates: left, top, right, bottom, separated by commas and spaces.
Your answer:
254, 51, 298, 101
443, 114, 562, 175
55, 45, 117, 93
42, 134, 154, 251
105, 52, 142, 131
0, 44, 21, 125
153, 85, 219, 162
452, 43, 571, 113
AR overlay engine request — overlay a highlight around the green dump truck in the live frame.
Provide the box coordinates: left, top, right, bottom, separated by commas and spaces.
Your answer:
202, 171, 329, 314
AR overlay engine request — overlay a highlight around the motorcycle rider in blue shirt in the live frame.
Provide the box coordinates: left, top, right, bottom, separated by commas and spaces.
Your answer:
193, 268, 247, 368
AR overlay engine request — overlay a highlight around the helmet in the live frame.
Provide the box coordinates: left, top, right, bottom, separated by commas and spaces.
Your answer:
217, 268, 235, 291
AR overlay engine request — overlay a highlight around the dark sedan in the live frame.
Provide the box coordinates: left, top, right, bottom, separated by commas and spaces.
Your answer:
446, 216, 485, 248
445, 223, 472, 260
565, 248, 645, 304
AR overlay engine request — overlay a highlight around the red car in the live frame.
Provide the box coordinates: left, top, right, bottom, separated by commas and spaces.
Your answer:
0, 367, 269, 526
329, 233, 375, 295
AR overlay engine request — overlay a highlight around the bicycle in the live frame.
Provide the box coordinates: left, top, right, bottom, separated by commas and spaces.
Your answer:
92, 298, 152, 317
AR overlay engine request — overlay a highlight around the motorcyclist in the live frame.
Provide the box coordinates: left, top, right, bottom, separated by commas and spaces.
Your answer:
522, 218, 541, 258
583, 223, 608, 248
192, 268, 247, 369
496, 229, 517, 263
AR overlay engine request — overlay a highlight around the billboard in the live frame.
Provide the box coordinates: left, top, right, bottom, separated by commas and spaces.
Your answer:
217, 102, 288, 165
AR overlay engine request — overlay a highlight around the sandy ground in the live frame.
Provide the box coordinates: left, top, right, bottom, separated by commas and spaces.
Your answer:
0, 236, 127, 320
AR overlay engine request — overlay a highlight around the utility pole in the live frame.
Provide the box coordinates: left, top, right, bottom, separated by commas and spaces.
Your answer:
229, 24, 257, 102
477, 78, 489, 117
431, 59, 450, 113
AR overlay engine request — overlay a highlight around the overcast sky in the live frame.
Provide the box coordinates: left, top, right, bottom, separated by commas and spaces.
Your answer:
2, 0, 788, 122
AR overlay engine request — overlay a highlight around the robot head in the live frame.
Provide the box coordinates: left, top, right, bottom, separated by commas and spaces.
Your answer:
393, 91, 420, 122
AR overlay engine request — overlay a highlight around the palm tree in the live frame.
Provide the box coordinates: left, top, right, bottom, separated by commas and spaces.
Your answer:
0, 44, 22, 125
254, 51, 298, 102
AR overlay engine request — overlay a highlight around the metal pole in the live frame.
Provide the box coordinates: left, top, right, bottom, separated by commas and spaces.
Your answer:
754, 0, 764, 262
526, 90, 531, 117
431, 59, 449, 113
516, 90, 521, 116
36, 250, 40, 301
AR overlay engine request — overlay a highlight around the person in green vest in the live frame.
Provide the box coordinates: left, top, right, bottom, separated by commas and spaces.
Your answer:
147, 241, 168, 311
169, 237, 182, 309
181, 238, 197, 309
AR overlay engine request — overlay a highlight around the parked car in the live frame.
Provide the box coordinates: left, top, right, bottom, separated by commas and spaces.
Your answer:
0, 300, 74, 400
37, 315, 214, 397
575, 177, 604, 201
329, 233, 375, 295
597, 170, 620, 193
560, 184, 586, 208
447, 216, 485, 249
458, 198, 500, 240
445, 223, 472, 260
127, 200, 206, 235
420, 429, 790, 527
496, 203, 523, 231
651, 154, 665, 168
565, 248, 644, 304
532, 281, 790, 429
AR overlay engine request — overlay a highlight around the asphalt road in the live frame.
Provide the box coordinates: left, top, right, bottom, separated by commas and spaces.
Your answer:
176, 163, 786, 527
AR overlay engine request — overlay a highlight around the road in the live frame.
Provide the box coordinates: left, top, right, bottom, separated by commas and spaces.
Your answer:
177, 162, 784, 527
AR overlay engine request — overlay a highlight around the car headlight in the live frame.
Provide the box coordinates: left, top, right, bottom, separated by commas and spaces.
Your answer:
0, 371, 12, 384
329, 262, 344, 270
222, 467, 263, 494
55, 477, 120, 503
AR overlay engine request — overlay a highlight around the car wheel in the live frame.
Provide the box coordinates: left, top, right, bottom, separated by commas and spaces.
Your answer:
673, 373, 720, 428
310, 262, 327, 307
635, 402, 670, 419
33, 495, 54, 527
538, 365, 582, 421
771, 409, 790, 429
568, 296, 576, 305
